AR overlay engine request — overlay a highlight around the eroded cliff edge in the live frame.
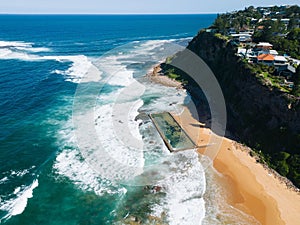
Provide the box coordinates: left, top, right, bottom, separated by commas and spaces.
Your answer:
161, 31, 300, 187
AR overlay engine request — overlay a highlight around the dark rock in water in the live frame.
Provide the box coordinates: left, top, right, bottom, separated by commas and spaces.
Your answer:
135, 112, 149, 121
152, 186, 162, 193
169, 102, 177, 106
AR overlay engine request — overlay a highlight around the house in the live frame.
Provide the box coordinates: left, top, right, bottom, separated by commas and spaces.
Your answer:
257, 25, 265, 31
274, 56, 288, 66
256, 54, 275, 66
240, 29, 254, 35
288, 58, 300, 66
269, 50, 279, 56
205, 29, 217, 33
256, 49, 278, 56
231, 33, 252, 43
256, 42, 273, 49
277, 65, 296, 79
251, 18, 258, 24
228, 28, 237, 35
237, 48, 254, 58
253, 42, 273, 55
255, 42, 273, 51
281, 18, 290, 25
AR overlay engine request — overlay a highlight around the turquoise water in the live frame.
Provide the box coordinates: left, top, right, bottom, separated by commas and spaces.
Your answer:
0, 15, 216, 224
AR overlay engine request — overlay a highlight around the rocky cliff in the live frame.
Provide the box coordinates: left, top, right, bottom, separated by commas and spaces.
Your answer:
162, 30, 300, 187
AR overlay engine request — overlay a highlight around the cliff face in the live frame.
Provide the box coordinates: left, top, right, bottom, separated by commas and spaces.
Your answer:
177, 31, 300, 186
187, 32, 300, 148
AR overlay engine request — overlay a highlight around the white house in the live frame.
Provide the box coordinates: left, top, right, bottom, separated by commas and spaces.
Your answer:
274, 56, 288, 66
281, 18, 290, 25
269, 50, 279, 56
256, 42, 273, 49
231, 33, 252, 42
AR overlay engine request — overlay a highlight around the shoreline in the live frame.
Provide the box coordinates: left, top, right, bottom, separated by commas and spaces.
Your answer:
146, 64, 183, 89
147, 66, 300, 225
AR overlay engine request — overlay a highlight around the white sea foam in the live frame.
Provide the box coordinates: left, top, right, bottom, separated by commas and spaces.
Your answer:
53, 119, 128, 196
151, 150, 206, 225
0, 48, 38, 61
0, 40, 101, 83
0, 179, 39, 222
15, 46, 51, 52
140, 83, 189, 114
96, 54, 135, 86
71, 93, 146, 182
0, 40, 51, 52
0, 166, 36, 184
9, 167, 33, 177
0, 176, 9, 184
0, 41, 32, 48
91, 102, 145, 180
47, 55, 102, 83
53, 149, 127, 196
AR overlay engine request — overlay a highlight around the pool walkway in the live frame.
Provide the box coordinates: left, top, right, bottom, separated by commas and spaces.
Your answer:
149, 112, 197, 152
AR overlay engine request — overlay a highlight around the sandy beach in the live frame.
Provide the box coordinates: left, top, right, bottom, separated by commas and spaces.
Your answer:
148, 68, 300, 225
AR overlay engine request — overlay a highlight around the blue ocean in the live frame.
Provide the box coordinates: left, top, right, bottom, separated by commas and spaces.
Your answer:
0, 15, 259, 225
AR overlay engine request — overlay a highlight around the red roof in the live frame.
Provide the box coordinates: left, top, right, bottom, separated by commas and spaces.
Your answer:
257, 26, 264, 30
257, 54, 275, 61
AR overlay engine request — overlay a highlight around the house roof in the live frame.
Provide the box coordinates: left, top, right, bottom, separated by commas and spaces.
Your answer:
269, 50, 279, 55
257, 54, 275, 61
274, 56, 288, 62
257, 25, 264, 30
231, 33, 252, 37
257, 42, 273, 47
287, 65, 296, 73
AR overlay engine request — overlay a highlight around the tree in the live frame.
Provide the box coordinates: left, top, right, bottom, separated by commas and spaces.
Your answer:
274, 20, 286, 33
288, 18, 297, 31
253, 20, 276, 43
292, 66, 300, 96
287, 28, 300, 41
213, 14, 229, 34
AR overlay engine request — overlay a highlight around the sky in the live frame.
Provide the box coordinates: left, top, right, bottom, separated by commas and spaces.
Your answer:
0, 0, 299, 14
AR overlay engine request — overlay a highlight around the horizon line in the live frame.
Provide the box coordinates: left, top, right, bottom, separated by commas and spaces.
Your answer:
0, 12, 220, 15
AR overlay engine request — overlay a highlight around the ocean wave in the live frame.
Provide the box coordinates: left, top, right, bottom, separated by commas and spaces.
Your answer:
53, 119, 128, 196
48, 55, 102, 83
53, 149, 127, 196
151, 150, 206, 225
0, 40, 102, 83
0, 40, 51, 53
96, 54, 135, 86
0, 38, 183, 85
0, 179, 39, 222
0, 166, 36, 185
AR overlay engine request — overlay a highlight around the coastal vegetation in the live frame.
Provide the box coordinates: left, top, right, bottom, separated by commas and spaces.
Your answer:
212, 5, 300, 60
161, 5, 300, 188
293, 66, 300, 96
